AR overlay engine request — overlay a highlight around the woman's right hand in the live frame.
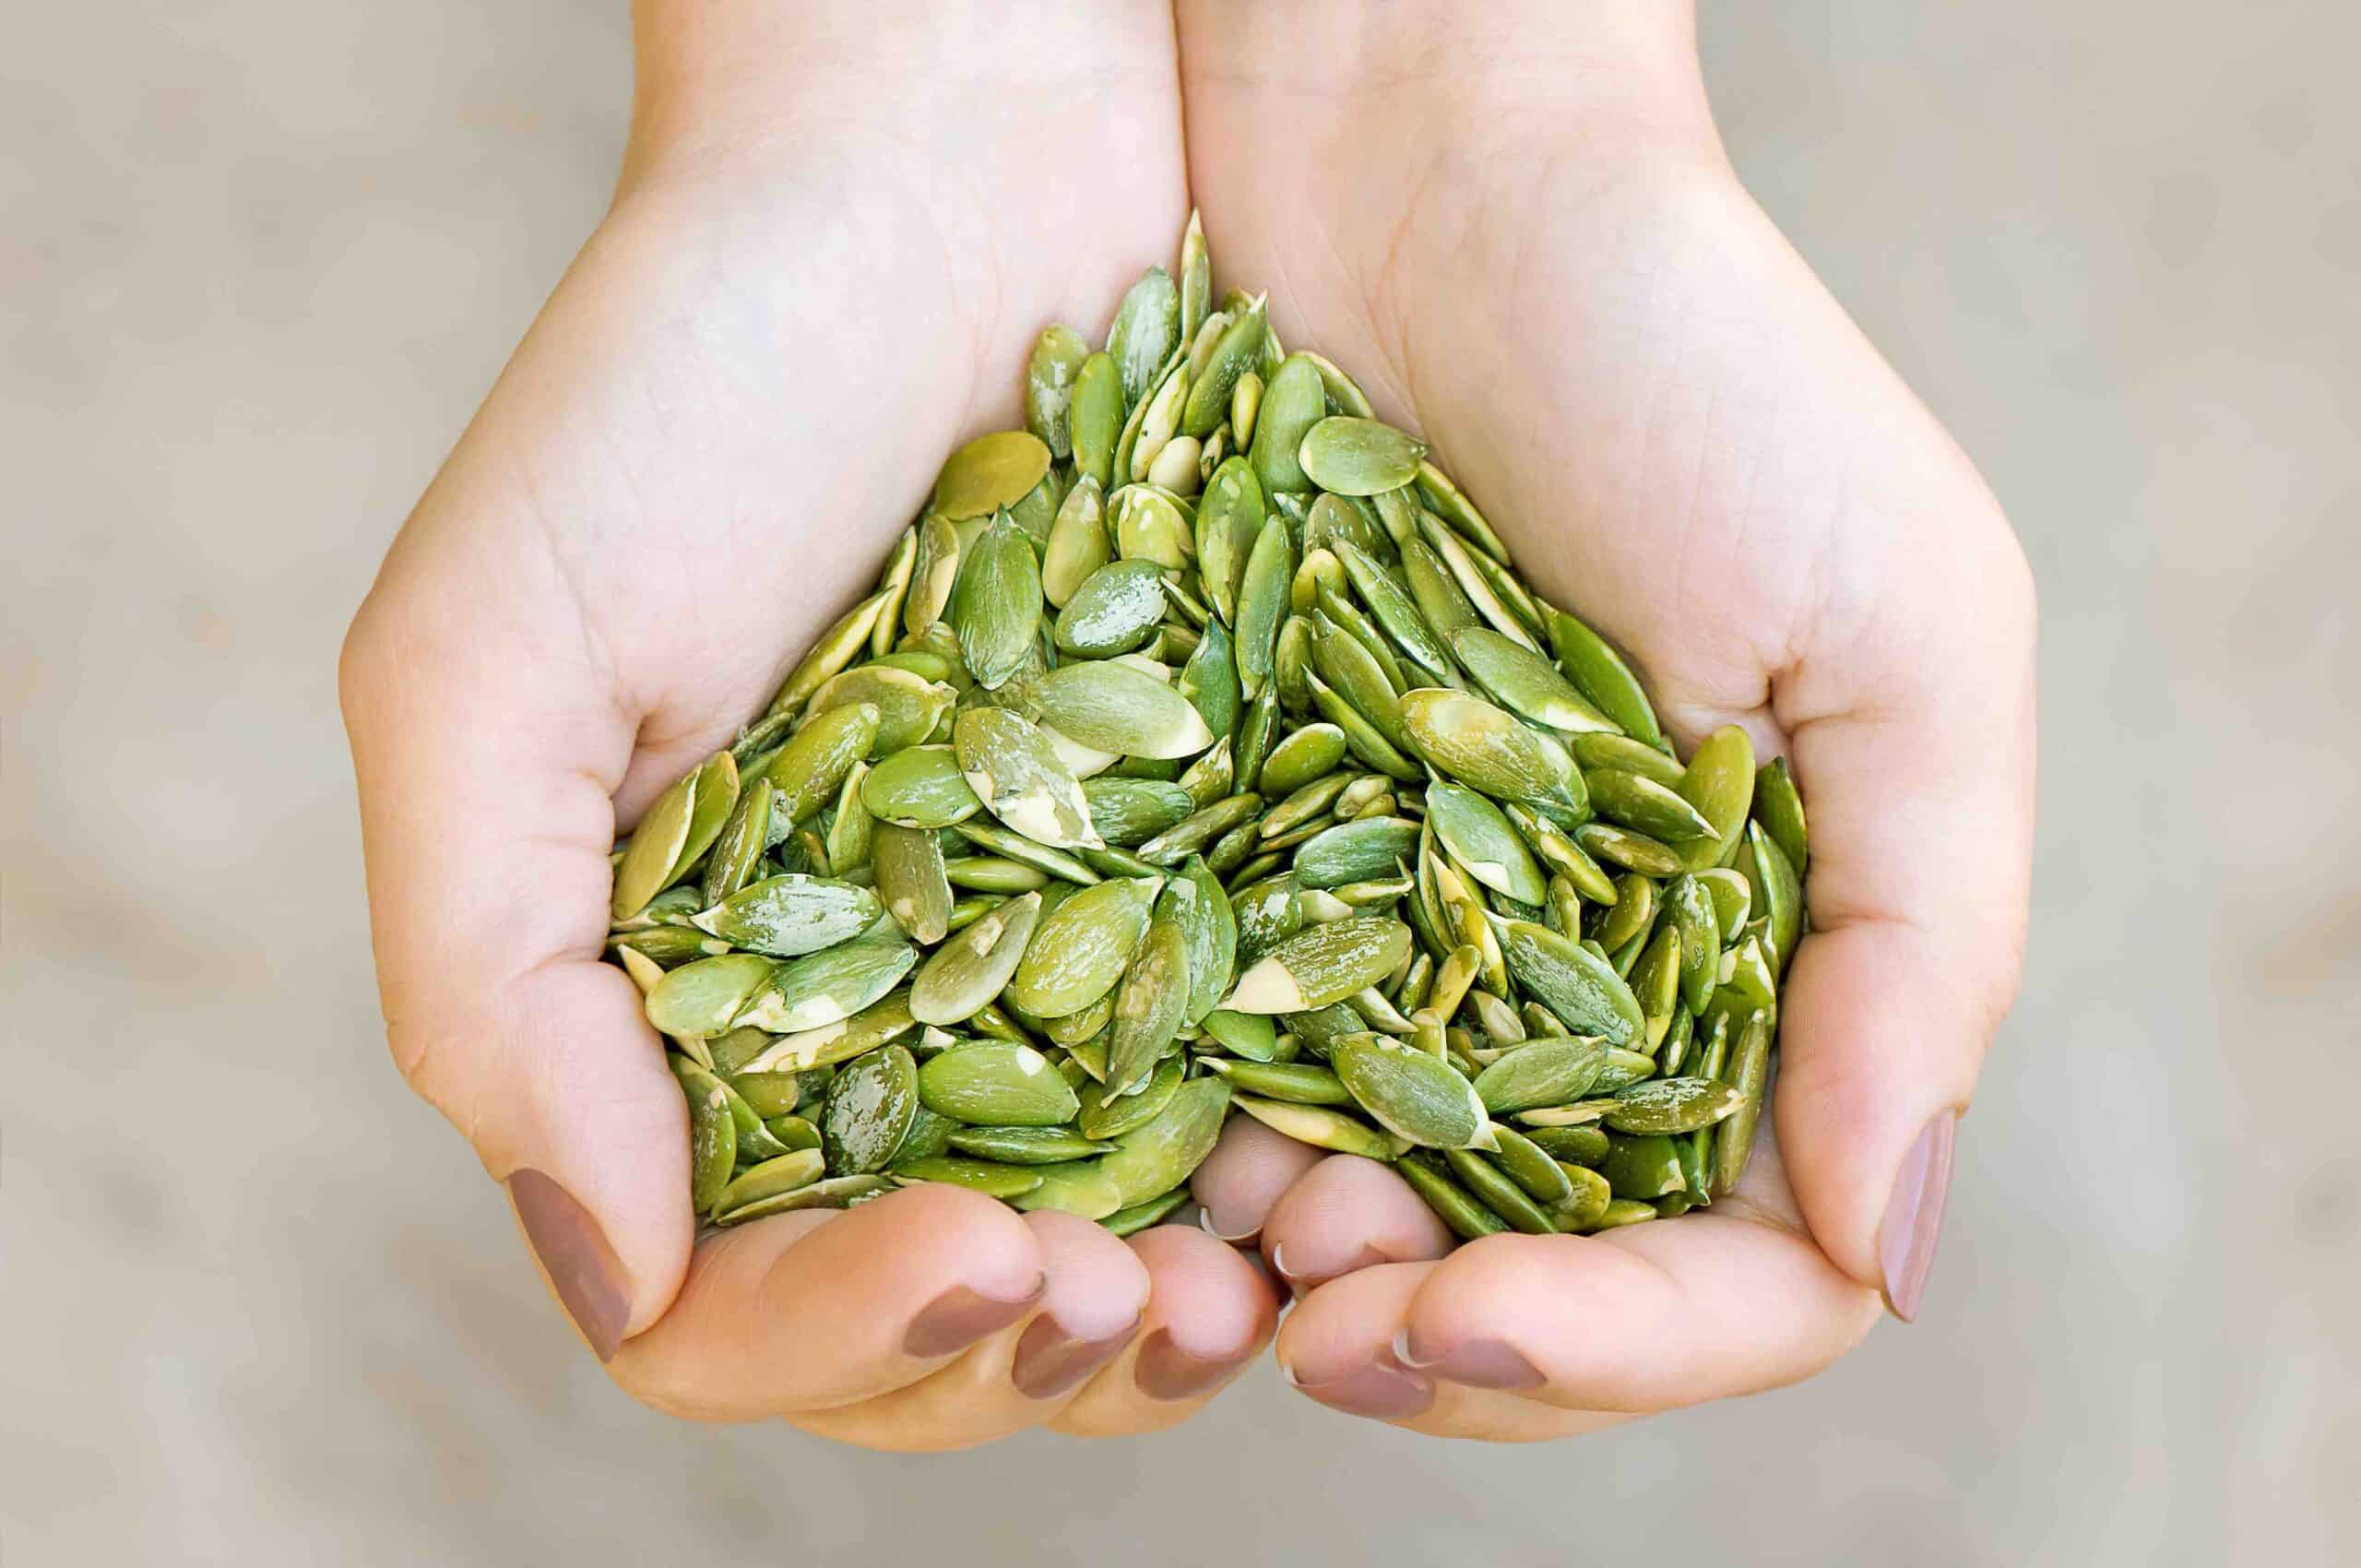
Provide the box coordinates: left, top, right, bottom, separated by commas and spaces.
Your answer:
339, 2, 1278, 1448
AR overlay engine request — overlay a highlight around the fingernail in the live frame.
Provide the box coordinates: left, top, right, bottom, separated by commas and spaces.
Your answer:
904, 1277, 1044, 1358
1271, 1242, 1382, 1300
1878, 1110, 1958, 1323
508, 1170, 629, 1361
1199, 1204, 1261, 1243
1408, 1336, 1543, 1390
1287, 1360, 1434, 1419
1133, 1328, 1249, 1401
1011, 1313, 1141, 1400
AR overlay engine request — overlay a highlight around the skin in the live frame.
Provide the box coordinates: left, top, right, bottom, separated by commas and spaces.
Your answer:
343, 1, 2033, 1448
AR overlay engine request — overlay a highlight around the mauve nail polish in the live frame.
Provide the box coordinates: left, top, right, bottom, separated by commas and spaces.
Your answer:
1421, 1338, 1544, 1390
1133, 1329, 1247, 1401
1289, 1360, 1434, 1420
903, 1280, 1041, 1358
508, 1170, 629, 1361
1878, 1111, 1958, 1323
1011, 1314, 1140, 1400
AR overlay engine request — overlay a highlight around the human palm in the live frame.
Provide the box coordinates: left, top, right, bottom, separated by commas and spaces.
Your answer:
342, 9, 1281, 1447
1173, 4, 2034, 1436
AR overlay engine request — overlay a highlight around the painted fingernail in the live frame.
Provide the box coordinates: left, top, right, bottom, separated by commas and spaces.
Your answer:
1011, 1313, 1140, 1400
1286, 1360, 1434, 1419
1878, 1110, 1958, 1323
1413, 1337, 1543, 1390
508, 1170, 629, 1362
1271, 1241, 1382, 1299
1133, 1328, 1249, 1401
904, 1277, 1044, 1358
1199, 1204, 1261, 1243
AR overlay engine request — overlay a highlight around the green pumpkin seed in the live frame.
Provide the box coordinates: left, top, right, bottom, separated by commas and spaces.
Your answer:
1333, 1032, 1494, 1149
1711, 1010, 1773, 1194
1181, 297, 1268, 438
1745, 822, 1804, 977
1228, 1095, 1394, 1160
1103, 1187, 1192, 1236
1524, 1123, 1610, 1166
1573, 821, 1685, 877
1108, 267, 1181, 409
916, 1041, 1080, 1127
1451, 627, 1617, 735
700, 774, 775, 907
1398, 688, 1588, 825
1442, 1147, 1557, 1234
908, 890, 1041, 1026
1039, 476, 1111, 610
1097, 1078, 1229, 1207
954, 707, 1099, 850
1667, 875, 1723, 1015
871, 822, 953, 945
711, 1148, 825, 1218
1545, 606, 1665, 751
1257, 722, 1347, 797
1292, 816, 1420, 890
1305, 670, 1423, 781
1202, 1057, 1353, 1105
1006, 874, 1160, 1017
1026, 326, 1089, 458
1225, 916, 1412, 1014
1137, 791, 1262, 866
950, 511, 1045, 689
647, 953, 778, 1037
1605, 1075, 1743, 1135
1572, 732, 1685, 788
1082, 778, 1196, 848
1424, 780, 1548, 906
1075, 1052, 1184, 1142
612, 750, 732, 921
1030, 659, 1216, 760
934, 431, 1051, 522
862, 744, 982, 828
820, 1045, 919, 1175
1396, 1151, 1508, 1241
767, 595, 891, 719
1486, 1125, 1576, 1206
1497, 921, 1643, 1046
886, 1155, 1044, 1200
690, 873, 884, 958
1473, 1037, 1610, 1114
675, 1060, 738, 1213
1603, 1133, 1687, 1200
734, 917, 916, 1034
1163, 856, 1238, 1025
1009, 1159, 1125, 1220
1054, 559, 1165, 657
756, 703, 879, 828
1298, 417, 1427, 495
1199, 1007, 1281, 1061
1070, 352, 1122, 491
1753, 756, 1809, 876
1106, 914, 1191, 1093
1234, 516, 1296, 700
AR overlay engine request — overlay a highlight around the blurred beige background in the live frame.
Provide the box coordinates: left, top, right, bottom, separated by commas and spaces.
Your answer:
4, 1, 2353, 1562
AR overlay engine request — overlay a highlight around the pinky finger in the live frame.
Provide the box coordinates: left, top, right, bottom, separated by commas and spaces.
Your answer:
1051, 1223, 1279, 1437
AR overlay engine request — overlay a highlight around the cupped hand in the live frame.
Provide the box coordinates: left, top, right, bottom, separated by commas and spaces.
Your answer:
1174, 2, 2035, 1437
340, 5, 1277, 1447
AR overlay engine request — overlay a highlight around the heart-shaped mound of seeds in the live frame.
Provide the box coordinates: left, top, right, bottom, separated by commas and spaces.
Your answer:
608, 214, 1809, 1240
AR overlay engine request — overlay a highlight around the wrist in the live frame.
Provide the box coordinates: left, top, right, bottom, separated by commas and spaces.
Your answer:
624, 1, 1180, 182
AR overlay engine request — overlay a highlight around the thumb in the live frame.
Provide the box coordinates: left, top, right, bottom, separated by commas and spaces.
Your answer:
1770, 525, 2037, 1321
341, 585, 696, 1360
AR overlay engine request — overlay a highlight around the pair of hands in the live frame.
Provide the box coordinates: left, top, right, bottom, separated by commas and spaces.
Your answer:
341, 2, 2034, 1447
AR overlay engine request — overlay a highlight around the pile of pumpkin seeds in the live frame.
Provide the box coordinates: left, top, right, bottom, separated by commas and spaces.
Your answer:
606, 213, 1809, 1242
